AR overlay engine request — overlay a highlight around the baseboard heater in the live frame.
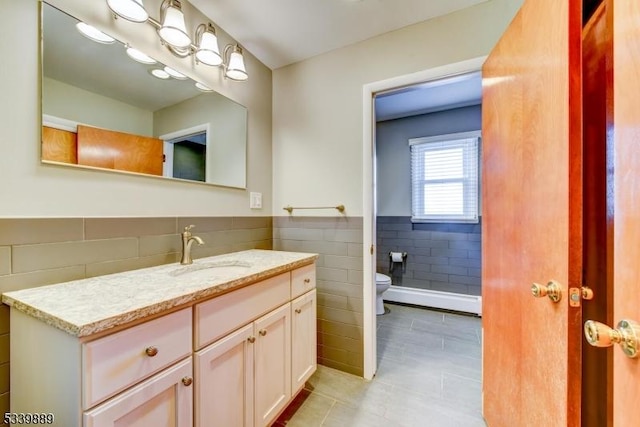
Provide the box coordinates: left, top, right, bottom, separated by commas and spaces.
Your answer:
384, 285, 482, 316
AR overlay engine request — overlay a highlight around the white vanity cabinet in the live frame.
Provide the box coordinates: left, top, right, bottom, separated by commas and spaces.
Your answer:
83, 357, 193, 427
5, 251, 317, 427
291, 289, 317, 393
9, 307, 194, 427
195, 303, 292, 427
253, 303, 292, 427
194, 267, 316, 427
290, 263, 317, 393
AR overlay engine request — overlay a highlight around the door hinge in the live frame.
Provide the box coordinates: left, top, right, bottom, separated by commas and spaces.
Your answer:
370, 245, 374, 255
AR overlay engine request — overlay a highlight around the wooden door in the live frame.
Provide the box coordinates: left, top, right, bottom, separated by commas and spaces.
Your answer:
254, 304, 291, 427
77, 125, 163, 175
481, 0, 583, 425
41, 126, 77, 164
84, 358, 193, 427
194, 323, 254, 427
610, 1, 640, 425
291, 289, 317, 393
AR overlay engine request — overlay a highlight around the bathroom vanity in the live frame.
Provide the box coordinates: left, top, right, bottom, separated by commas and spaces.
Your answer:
2, 249, 318, 427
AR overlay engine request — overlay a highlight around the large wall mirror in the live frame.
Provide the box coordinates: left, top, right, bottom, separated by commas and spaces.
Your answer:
41, 2, 248, 189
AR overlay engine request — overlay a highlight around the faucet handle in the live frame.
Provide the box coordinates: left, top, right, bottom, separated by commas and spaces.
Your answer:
184, 224, 195, 232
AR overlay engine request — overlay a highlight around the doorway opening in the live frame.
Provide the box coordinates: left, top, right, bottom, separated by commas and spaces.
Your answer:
374, 71, 482, 315
160, 124, 210, 182
362, 57, 486, 379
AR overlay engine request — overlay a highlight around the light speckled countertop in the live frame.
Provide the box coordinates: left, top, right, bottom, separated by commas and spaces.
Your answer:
2, 249, 318, 338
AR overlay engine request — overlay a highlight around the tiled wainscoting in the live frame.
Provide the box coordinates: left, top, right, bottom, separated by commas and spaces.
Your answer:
376, 217, 482, 296
274, 216, 364, 376
0, 216, 273, 413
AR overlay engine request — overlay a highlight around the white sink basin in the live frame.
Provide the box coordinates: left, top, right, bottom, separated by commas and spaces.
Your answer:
169, 261, 252, 279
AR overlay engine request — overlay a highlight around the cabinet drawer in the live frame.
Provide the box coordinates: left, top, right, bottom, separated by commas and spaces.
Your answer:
291, 264, 316, 298
195, 272, 290, 350
82, 308, 192, 410
84, 357, 193, 427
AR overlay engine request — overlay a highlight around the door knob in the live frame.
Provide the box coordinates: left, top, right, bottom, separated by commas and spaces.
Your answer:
584, 319, 640, 358
531, 280, 562, 303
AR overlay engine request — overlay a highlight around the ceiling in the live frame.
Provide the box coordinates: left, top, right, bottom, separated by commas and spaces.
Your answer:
375, 71, 482, 121
189, 0, 488, 118
189, 0, 490, 70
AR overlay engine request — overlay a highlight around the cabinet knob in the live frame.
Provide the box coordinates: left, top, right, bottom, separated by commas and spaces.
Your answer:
247, 336, 255, 343
295, 308, 302, 314
304, 278, 311, 284
259, 330, 267, 336
181, 377, 193, 387
145, 346, 158, 357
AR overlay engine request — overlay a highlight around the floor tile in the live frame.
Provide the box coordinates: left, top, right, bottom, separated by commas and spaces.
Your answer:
273, 389, 335, 426
280, 303, 485, 426
321, 402, 390, 427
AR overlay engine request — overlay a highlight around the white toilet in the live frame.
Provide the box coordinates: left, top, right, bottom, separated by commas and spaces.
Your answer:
375, 273, 392, 315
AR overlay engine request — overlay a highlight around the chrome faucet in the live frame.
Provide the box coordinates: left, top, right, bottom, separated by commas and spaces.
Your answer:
180, 225, 204, 265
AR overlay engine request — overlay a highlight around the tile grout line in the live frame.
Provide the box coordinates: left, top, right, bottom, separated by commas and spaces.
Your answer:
319, 398, 338, 426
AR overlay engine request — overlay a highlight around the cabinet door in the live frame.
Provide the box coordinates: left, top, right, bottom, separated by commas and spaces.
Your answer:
83, 357, 193, 427
194, 323, 254, 427
291, 290, 317, 393
254, 304, 291, 427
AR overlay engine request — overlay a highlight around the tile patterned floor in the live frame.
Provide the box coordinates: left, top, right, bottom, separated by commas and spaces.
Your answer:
274, 302, 485, 427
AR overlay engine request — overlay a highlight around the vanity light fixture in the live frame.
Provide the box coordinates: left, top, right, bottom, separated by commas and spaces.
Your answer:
107, 0, 149, 23
76, 22, 115, 44
125, 45, 157, 64
223, 44, 248, 81
150, 68, 171, 79
104, 0, 248, 81
164, 66, 188, 79
194, 23, 222, 66
158, 0, 191, 49
195, 82, 214, 92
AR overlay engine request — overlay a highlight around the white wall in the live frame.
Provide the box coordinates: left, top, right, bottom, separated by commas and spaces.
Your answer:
43, 77, 154, 136
272, 0, 522, 217
0, 0, 272, 217
154, 93, 247, 188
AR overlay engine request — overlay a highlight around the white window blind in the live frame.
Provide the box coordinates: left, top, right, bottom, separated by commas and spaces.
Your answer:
409, 131, 480, 223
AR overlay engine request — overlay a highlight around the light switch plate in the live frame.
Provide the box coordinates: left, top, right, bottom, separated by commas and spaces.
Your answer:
250, 192, 262, 209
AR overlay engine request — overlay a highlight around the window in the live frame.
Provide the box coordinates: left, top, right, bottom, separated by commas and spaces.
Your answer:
409, 131, 480, 223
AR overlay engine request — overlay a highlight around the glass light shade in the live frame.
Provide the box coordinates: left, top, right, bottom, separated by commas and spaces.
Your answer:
107, 0, 149, 23
125, 46, 156, 64
225, 49, 248, 81
164, 66, 188, 80
195, 82, 213, 92
158, 3, 191, 49
195, 29, 222, 66
76, 22, 115, 44
150, 69, 170, 79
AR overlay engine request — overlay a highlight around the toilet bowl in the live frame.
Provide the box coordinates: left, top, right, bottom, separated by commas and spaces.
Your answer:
375, 273, 392, 315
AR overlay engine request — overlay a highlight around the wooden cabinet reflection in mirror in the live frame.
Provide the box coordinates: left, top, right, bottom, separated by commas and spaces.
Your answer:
42, 125, 164, 176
